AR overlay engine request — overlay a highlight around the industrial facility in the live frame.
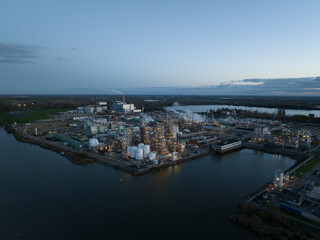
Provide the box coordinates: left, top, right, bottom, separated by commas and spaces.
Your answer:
110, 95, 141, 113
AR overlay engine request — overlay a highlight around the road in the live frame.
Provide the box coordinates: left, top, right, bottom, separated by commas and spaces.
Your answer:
15, 124, 133, 172
244, 142, 310, 158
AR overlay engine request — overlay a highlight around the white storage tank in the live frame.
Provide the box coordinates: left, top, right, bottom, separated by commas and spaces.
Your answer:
138, 143, 144, 149
135, 148, 143, 160
274, 169, 284, 187
149, 152, 157, 160
143, 145, 150, 158
89, 138, 99, 148
127, 146, 132, 155
130, 146, 137, 158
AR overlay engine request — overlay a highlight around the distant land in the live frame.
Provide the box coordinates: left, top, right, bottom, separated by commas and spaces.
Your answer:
2, 77, 319, 96
104, 77, 320, 96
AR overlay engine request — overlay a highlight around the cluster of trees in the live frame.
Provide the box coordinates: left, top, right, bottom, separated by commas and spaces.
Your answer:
1, 95, 320, 116
0, 95, 175, 113
233, 204, 320, 240
0, 96, 79, 112
235, 109, 320, 124
166, 96, 320, 110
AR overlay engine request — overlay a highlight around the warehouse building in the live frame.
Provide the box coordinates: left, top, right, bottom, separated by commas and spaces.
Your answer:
212, 139, 242, 153
54, 134, 83, 149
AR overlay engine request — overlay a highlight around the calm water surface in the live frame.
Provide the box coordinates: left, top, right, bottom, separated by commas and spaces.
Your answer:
166, 104, 320, 117
0, 127, 294, 240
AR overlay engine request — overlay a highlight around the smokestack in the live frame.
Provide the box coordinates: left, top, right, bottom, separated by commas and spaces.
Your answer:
123, 94, 125, 103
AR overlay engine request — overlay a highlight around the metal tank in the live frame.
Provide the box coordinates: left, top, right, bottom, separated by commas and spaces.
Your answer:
135, 148, 143, 160
143, 145, 150, 158
127, 146, 132, 155
130, 146, 137, 158
149, 152, 157, 160
89, 138, 99, 148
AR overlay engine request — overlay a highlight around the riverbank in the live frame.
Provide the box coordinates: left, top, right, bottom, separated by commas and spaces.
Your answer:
134, 151, 211, 176
244, 142, 309, 159
8, 120, 313, 179
233, 153, 320, 239
9, 124, 212, 176
232, 203, 320, 240
8, 121, 309, 178
9, 119, 319, 240
12, 126, 95, 165
1, 126, 294, 240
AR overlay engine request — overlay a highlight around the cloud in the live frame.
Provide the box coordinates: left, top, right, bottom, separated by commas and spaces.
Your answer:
0, 43, 43, 64
12, 77, 320, 96
213, 77, 320, 95
111, 90, 123, 94
112, 77, 320, 96
220, 79, 264, 86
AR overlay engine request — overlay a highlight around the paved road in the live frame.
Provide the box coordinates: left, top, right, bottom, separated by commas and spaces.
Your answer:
287, 156, 314, 174
244, 142, 310, 158
15, 125, 133, 171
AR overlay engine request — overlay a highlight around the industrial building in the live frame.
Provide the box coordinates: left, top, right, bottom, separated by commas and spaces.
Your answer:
212, 140, 242, 153
140, 124, 149, 144
279, 189, 303, 206
274, 169, 284, 188
155, 123, 169, 155
54, 134, 83, 149
110, 95, 141, 113
79, 105, 107, 113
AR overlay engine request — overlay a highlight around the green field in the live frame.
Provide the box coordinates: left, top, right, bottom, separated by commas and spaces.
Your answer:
0, 109, 70, 123
264, 204, 320, 228
295, 157, 320, 178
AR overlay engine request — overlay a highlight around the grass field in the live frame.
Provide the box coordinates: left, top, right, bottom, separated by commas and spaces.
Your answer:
0, 109, 70, 123
304, 126, 320, 131
295, 157, 320, 178
264, 204, 320, 228
0, 98, 73, 104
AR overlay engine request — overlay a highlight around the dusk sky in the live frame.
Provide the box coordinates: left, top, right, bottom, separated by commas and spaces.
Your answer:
1, 0, 320, 94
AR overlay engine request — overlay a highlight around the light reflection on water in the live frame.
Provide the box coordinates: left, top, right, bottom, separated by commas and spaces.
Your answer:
0, 127, 294, 240
166, 104, 320, 117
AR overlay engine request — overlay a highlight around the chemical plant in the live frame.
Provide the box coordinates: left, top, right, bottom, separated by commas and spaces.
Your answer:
21, 97, 320, 174
12, 97, 320, 226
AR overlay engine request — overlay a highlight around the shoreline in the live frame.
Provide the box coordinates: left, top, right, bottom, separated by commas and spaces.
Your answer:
233, 155, 320, 239
4, 124, 319, 239
232, 202, 320, 240
7, 124, 213, 176
6, 123, 309, 177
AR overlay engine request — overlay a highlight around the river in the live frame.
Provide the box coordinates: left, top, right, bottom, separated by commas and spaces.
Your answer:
165, 104, 320, 117
0, 127, 295, 240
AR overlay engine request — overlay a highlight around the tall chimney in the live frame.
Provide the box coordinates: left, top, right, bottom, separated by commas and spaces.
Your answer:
123, 94, 125, 103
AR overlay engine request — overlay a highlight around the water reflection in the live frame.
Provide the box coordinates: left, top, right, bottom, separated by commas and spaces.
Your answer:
0, 127, 293, 240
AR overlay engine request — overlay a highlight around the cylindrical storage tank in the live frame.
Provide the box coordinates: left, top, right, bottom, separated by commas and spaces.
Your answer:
135, 148, 143, 160
89, 138, 99, 148
143, 145, 150, 158
138, 143, 144, 149
149, 152, 157, 160
127, 146, 132, 155
130, 147, 137, 158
